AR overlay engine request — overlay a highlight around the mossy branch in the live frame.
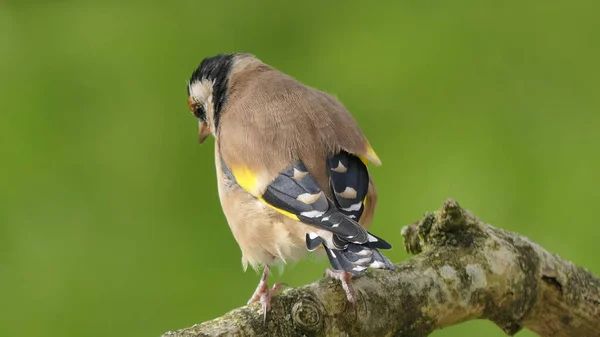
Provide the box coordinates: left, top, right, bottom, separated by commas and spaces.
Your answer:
162, 199, 600, 337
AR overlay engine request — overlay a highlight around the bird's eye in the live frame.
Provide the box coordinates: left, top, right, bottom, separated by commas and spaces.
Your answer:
193, 105, 206, 120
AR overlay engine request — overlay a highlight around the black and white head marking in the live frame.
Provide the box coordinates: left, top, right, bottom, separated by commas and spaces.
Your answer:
187, 53, 236, 131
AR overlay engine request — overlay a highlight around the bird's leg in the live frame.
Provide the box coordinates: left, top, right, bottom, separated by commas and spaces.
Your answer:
326, 268, 357, 305
247, 265, 287, 322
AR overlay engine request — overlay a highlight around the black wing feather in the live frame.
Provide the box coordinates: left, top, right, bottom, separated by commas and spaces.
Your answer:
327, 151, 392, 250
260, 161, 369, 246
327, 151, 370, 221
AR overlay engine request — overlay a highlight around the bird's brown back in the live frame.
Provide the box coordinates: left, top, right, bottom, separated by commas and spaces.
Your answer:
218, 57, 373, 199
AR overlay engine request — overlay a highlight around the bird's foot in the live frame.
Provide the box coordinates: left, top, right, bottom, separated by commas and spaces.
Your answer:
247, 280, 287, 308
247, 266, 287, 322
326, 268, 357, 305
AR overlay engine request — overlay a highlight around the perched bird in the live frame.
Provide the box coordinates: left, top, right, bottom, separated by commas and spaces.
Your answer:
186, 52, 395, 318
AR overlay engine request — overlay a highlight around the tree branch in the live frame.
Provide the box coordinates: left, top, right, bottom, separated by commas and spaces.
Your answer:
162, 199, 600, 337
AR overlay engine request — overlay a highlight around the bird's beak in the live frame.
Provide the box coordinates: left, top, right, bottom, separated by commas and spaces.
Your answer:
198, 121, 212, 144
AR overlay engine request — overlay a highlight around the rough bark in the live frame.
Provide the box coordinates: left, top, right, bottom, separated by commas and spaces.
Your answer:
162, 199, 600, 337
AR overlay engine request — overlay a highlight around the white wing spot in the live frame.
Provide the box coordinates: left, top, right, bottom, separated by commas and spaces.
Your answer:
293, 168, 308, 180
337, 187, 357, 199
356, 250, 371, 256
301, 210, 325, 218
370, 261, 386, 269
297, 192, 323, 204
368, 234, 379, 243
354, 257, 372, 265
308, 232, 319, 240
342, 202, 363, 212
331, 160, 347, 173
352, 266, 367, 272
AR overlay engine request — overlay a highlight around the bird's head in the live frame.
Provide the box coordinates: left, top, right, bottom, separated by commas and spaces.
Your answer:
187, 52, 252, 144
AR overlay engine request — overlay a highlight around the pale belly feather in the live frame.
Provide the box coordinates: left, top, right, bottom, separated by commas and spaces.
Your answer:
221, 189, 316, 271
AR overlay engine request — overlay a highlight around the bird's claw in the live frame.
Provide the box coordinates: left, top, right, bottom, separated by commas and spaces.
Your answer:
326, 268, 357, 305
247, 280, 288, 323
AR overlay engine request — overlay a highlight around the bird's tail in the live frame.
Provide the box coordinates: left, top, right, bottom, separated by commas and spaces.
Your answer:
324, 232, 395, 275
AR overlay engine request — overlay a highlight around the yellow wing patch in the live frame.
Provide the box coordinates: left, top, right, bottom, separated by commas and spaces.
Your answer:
365, 144, 382, 166
357, 144, 381, 166
357, 154, 369, 166
229, 164, 300, 221
230, 165, 260, 196
258, 197, 299, 221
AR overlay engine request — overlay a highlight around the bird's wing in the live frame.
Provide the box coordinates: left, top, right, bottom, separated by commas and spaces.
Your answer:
220, 155, 390, 251
327, 151, 370, 222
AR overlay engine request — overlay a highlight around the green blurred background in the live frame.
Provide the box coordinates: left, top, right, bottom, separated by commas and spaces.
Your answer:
1, 1, 599, 336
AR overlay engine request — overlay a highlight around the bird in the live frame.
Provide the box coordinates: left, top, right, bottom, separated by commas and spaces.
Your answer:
185, 52, 395, 320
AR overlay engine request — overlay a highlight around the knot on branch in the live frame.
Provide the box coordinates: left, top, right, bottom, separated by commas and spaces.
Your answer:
402, 198, 480, 254
291, 298, 322, 331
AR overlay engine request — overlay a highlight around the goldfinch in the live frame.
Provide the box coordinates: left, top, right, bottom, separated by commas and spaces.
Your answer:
186, 52, 394, 319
